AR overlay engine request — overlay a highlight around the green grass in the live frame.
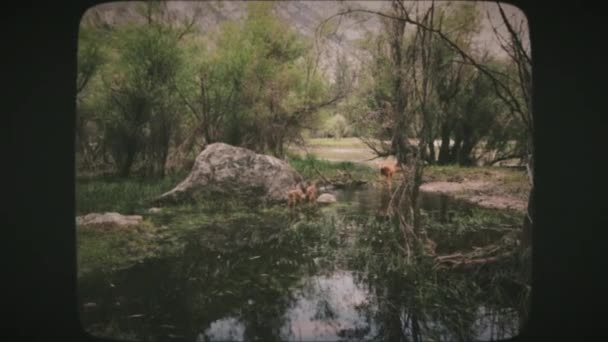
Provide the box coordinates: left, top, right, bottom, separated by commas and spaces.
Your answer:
76, 220, 173, 277
75, 172, 188, 215
424, 165, 496, 180
303, 137, 371, 148
287, 153, 376, 181
75, 175, 299, 278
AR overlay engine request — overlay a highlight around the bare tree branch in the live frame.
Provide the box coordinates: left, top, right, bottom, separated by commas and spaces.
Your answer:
322, 7, 530, 133
496, 2, 531, 65
176, 14, 197, 41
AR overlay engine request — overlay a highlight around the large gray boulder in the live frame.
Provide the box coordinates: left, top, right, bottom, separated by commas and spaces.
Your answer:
154, 143, 304, 204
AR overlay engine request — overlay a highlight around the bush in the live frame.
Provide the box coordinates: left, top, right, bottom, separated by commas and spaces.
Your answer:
325, 114, 353, 139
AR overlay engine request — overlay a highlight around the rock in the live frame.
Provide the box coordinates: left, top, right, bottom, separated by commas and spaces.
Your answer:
316, 193, 337, 204
154, 143, 304, 204
76, 212, 143, 227
148, 207, 162, 213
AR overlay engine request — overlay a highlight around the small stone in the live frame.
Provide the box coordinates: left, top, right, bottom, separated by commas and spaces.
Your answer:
316, 193, 337, 204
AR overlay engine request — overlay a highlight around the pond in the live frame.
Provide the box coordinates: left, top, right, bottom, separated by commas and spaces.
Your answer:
78, 183, 527, 342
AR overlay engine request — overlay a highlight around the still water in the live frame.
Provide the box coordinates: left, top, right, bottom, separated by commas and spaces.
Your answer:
78, 184, 524, 341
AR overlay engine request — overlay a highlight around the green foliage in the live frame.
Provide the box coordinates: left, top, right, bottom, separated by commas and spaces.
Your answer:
347, 1, 527, 167
95, 18, 191, 176
77, 1, 337, 177
76, 220, 161, 277
321, 113, 353, 139
77, 3, 201, 177
174, 2, 330, 157
287, 153, 375, 181
77, 26, 106, 96
75, 172, 187, 215
76, 25, 108, 168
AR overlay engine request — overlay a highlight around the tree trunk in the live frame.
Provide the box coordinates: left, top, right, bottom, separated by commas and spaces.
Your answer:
438, 124, 451, 165
457, 122, 480, 166
450, 129, 462, 164
411, 311, 421, 342
522, 158, 533, 248
390, 154, 427, 261
119, 146, 136, 177
427, 139, 436, 163
383, 279, 406, 342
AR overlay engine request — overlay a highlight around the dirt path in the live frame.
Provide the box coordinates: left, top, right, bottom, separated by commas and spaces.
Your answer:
288, 139, 529, 213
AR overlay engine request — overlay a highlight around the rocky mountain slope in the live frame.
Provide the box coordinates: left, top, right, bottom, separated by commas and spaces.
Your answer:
82, 1, 527, 81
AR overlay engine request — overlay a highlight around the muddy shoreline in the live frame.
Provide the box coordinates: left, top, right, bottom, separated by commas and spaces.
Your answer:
420, 181, 526, 213
288, 140, 530, 214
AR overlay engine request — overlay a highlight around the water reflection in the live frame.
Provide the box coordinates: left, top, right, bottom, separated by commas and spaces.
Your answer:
332, 183, 474, 219
78, 183, 525, 341
201, 271, 377, 341
200, 318, 243, 342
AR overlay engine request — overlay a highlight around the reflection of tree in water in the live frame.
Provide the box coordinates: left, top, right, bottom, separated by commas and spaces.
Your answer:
79, 192, 526, 342
239, 294, 290, 342
79, 213, 324, 342
313, 298, 338, 321
283, 274, 348, 340
344, 216, 523, 342
190, 217, 323, 342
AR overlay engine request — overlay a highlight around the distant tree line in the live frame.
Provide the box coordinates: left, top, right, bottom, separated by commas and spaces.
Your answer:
76, 1, 530, 178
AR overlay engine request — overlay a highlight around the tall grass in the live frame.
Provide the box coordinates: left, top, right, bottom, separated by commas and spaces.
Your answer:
75, 172, 187, 215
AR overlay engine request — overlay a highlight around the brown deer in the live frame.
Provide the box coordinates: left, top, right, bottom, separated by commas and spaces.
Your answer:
379, 162, 402, 183
304, 181, 318, 203
287, 187, 306, 208
287, 180, 318, 208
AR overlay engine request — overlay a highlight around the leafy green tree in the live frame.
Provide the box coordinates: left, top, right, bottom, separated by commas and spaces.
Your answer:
174, 2, 336, 159
99, 3, 191, 177
76, 25, 106, 169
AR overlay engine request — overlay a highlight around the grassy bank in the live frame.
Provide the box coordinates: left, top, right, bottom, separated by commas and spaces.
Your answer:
76, 172, 188, 215
287, 153, 377, 182
74, 153, 368, 277
75, 147, 528, 278
75, 193, 298, 278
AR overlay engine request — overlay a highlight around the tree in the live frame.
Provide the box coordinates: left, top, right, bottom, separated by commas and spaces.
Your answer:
324, 0, 533, 252
487, 2, 533, 247
327, 1, 434, 261
75, 25, 106, 169
170, 2, 341, 161
100, 2, 191, 177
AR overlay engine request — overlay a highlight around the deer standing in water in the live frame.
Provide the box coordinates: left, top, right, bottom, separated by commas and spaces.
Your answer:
304, 181, 318, 203
379, 161, 402, 188
287, 180, 318, 208
287, 186, 306, 208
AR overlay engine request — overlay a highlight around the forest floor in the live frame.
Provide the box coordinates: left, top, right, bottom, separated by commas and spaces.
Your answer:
288, 138, 530, 213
